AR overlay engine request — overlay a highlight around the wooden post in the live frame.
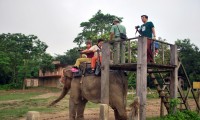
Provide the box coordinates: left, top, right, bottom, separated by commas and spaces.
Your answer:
100, 42, 110, 120
26, 111, 40, 120
160, 98, 164, 116
152, 40, 155, 62
162, 44, 164, 64
136, 37, 147, 120
128, 40, 132, 63
170, 45, 178, 113
197, 90, 200, 113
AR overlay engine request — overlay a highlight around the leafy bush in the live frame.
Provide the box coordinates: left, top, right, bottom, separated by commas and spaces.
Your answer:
149, 98, 200, 120
169, 98, 180, 114
154, 110, 200, 120
0, 82, 23, 90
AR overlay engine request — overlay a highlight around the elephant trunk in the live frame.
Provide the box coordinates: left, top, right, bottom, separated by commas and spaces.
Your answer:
48, 77, 71, 106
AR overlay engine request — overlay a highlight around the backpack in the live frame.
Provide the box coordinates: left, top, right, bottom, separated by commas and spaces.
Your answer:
116, 25, 127, 40
151, 41, 159, 50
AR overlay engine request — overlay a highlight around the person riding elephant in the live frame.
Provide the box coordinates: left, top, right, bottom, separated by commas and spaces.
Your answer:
71, 40, 94, 73
49, 66, 128, 120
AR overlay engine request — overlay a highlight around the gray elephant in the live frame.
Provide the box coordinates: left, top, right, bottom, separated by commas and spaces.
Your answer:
49, 66, 128, 120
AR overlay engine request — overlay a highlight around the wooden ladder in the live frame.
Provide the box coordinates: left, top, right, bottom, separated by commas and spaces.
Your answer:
148, 69, 192, 113
148, 69, 170, 112
178, 59, 200, 111
148, 58, 200, 113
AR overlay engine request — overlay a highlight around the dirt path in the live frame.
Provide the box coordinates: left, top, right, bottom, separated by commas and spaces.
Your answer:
40, 109, 115, 120
31, 92, 59, 99
0, 92, 60, 104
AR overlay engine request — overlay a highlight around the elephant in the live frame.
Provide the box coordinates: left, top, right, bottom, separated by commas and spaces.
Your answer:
49, 65, 128, 120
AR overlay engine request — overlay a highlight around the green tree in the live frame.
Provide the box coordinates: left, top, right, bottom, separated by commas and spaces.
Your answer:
175, 39, 200, 82
39, 53, 55, 75
74, 10, 123, 47
0, 33, 49, 88
55, 47, 80, 65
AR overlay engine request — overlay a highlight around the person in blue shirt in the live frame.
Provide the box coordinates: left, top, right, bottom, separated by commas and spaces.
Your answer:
136, 15, 156, 63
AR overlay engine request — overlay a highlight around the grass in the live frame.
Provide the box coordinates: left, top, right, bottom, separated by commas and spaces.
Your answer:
0, 87, 199, 120
0, 92, 42, 101
39, 86, 61, 93
147, 110, 200, 120
0, 87, 64, 120
86, 102, 99, 108
0, 87, 62, 101
0, 98, 64, 120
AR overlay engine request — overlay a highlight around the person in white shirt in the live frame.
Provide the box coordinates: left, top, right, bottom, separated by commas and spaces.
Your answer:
82, 39, 104, 73
89, 39, 104, 72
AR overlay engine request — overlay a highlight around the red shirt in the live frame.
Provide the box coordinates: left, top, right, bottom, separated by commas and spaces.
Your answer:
86, 48, 94, 58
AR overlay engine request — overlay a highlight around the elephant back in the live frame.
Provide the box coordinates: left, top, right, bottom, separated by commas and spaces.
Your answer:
80, 71, 128, 104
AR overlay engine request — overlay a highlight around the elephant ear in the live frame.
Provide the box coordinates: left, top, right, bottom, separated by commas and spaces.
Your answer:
63, 66, 73, 79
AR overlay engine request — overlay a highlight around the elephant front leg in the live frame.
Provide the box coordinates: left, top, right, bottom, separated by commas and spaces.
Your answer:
69, 98, 76, 120
76, 99, 88, 120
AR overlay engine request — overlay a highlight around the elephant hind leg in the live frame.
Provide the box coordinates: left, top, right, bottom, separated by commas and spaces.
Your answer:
113, 101, 127, 120
112, 108, 120, 120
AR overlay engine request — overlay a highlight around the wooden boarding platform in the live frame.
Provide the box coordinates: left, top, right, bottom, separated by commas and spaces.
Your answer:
100, 36, 200, 120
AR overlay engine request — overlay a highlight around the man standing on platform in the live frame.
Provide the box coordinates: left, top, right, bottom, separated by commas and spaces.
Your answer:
136, 15, 156, 63
110, 18, 126, 64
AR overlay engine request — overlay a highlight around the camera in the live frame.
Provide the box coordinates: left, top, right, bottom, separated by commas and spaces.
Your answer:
135, 25, 140, 29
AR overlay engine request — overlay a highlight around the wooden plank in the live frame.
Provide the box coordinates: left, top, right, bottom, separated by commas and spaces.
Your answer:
197, 90, 200, 113
109, 37, 139, 43
185, 88, 191, 101
147, 70, 172, 73
100, 42, 110, 120
136, 37, 147, 120
178, 85, 190, 110
109, 63, 175, 71
110, 63, 137, 71
150, 38, 173, 46
147, 63, 176, 69
170, 45, 178, 113
108, 37, 173, 46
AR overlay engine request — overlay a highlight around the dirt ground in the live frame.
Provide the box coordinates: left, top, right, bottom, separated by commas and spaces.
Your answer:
1, 89, 197, 120
31, 99, 165, 120
21, 98, 196, 120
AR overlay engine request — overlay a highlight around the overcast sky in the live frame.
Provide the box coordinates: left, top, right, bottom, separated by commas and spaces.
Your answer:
0, 0, 199, 55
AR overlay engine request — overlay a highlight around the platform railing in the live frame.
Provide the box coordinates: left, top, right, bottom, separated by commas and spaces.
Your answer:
107, 36, 175, 67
